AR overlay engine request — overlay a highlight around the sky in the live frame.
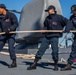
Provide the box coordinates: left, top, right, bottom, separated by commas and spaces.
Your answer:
60, 0, 76, 19
0, 0, 76, 19
0, 0, 32, 19
0, 0, 76, 46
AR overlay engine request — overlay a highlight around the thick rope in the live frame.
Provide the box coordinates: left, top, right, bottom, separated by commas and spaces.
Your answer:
0, 30, 76, 35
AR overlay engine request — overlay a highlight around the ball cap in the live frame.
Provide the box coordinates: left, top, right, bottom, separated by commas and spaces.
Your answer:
71, 5, 76, 13
0, 4, 6, 9
45, 5, 56, 12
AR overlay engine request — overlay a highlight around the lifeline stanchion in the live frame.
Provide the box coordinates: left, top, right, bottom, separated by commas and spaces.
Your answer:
59, 33, 68, 45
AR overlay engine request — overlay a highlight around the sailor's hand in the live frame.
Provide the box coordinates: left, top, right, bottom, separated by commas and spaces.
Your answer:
5, 29, 11, 34
41, 30, 46, 33
63, 30, 70, 33
62, 30, 66, 33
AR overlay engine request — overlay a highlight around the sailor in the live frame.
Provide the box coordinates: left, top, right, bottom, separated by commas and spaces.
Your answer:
27, 5, 73, 71
61, 5, 76, 71
0, 4, 18, 68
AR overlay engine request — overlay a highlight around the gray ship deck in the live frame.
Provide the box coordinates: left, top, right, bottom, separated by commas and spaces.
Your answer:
0, 47, 76, 75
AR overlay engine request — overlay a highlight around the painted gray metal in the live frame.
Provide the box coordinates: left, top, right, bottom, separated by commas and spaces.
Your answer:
16, 0, 62, 39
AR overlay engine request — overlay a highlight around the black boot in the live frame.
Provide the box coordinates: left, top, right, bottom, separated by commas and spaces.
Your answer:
54, 60, 58, 71
27, 57, 40, 70
8, 60, 17, 68
60, 64, 72, 71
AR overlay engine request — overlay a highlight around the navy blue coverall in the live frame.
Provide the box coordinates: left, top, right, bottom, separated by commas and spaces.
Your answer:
36, 14, 73, 62
0, 11, 18, 60
67, 15, 76, 65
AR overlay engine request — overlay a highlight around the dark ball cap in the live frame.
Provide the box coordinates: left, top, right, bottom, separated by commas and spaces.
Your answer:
0, 4, 6, 9
45, 5, 56, 12
71, 5, 76, 13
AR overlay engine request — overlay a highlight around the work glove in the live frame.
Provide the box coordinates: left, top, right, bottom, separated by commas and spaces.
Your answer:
5, 28, 11, 34
62, 30, 66, 33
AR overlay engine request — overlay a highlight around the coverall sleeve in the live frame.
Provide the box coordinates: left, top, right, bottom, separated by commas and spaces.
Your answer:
10, 13, 18, 31
43, 18, 48, 30
60, 15, 73, 32
0, 21, 2, 32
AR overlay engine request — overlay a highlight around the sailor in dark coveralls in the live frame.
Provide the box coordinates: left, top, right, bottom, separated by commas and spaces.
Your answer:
27, 5, 73, 71
0, 4, 18, 68
61, 5, 76, 71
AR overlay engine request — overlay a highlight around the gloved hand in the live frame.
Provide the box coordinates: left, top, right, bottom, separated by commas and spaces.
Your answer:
63, 30, 70, 33
62, 30, 66, 33
5, 29, 11, 34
